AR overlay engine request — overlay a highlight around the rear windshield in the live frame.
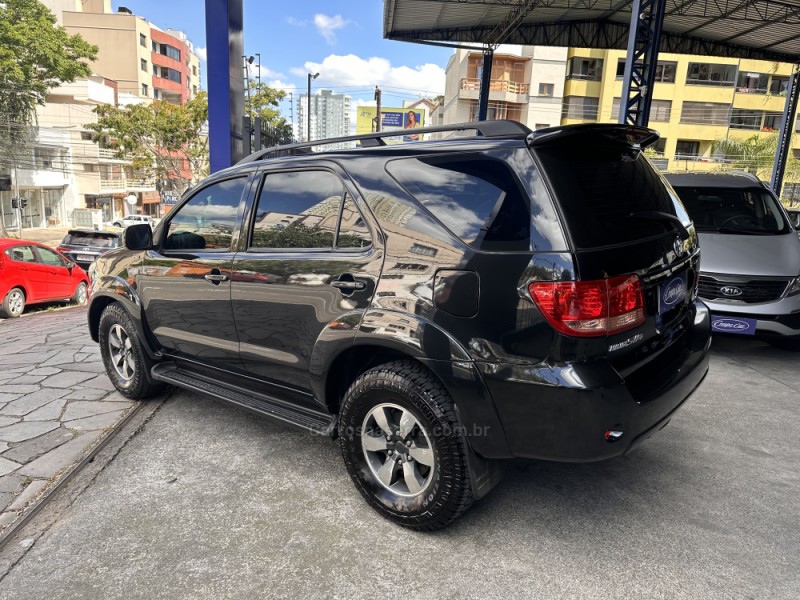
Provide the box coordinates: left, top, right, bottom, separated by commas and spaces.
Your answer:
62, 232, 119, 248
386, 153, 533, 252
671, 186, 790, 234
535, 140, 686, 249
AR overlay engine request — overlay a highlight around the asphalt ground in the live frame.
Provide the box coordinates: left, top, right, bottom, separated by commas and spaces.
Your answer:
0, 336, 797, 599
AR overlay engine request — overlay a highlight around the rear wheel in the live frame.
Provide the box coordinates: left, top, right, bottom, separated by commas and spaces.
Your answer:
0, 287, 25, 318
72, 282, 88, 306
339, 360, 474, 530
98, 303, 164, 399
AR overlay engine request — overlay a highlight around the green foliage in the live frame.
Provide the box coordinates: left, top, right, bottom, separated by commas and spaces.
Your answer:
245, 80, 292, 136
711, 134, 780, 174
86, 93, 209, 194
0, 0, 97, 132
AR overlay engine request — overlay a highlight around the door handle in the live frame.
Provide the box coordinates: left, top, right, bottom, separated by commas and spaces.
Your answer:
330, 280, 366, 291
204, 273, 229, 283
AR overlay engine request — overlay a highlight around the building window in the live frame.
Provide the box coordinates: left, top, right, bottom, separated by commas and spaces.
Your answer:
675, 140, 700, 158
615, 60, 676, 83
680, 101, 729, 125
612, 98, 671, 122
538, 83, 554, 97
736, 72, 768, 94
468, 101, 522, 122
142, 83, 148, 96
83, 163, 97, 173
192, 65, 197, 76
686, 63, 736, 86
729, 109, 762, 130
157, 66, 182, 84
770, 76, 789, 96
193, 85, 197, 94
152, 64, 158, 76
140, 58, 147, 71
80, 132, 93, 141
409, 243, 437, 257
139, 33, 146, 47
562, 96, 599, 120
152, 40, 158, 52
160, 44, 181, 61
566, 58, 603, 81
763, 113, 783, 132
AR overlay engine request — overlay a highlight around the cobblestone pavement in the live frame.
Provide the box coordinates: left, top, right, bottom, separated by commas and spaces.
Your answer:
0, 307, 135, 533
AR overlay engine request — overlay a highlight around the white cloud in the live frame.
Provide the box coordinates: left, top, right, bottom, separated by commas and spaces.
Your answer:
246, 64, 285, 80
286, 16, 307, 27
314, 14, 349, 45
195, 47, 207, 62
302, 54, 445, 96
268, 80, 294, 91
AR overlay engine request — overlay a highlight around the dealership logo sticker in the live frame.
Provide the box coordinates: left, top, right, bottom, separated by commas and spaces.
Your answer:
711, 316, 757, 335
662, 276, 686, 307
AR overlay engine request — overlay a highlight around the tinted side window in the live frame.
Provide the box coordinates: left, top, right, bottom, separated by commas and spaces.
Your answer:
535, 139, 678, 249
386, 154, 531, 251
37, 247, 66, 266
250, 171, 343, 249
5, 246, 36, 263
164, 178, 246, 251
337, 195, 372, 249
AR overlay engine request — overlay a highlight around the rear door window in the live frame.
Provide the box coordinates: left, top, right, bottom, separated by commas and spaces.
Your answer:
535, 140, 685, 249
386, 153, 533, 252
62, 233, 119, 248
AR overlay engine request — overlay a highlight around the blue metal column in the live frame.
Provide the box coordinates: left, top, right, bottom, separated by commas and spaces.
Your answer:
771, 71, 800, 195
477, 48, 494, 121
205, 0, 245, 172
618, 0, 667, 126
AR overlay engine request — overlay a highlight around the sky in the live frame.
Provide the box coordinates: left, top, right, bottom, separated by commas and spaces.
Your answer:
114, 1, 454, 127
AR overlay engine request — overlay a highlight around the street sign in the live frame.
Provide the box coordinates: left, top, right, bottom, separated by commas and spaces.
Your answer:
161, 191, 179, 206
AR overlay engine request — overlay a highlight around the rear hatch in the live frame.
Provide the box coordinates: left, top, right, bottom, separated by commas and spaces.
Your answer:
58, 230, 120, 264
531, 125, 700, 401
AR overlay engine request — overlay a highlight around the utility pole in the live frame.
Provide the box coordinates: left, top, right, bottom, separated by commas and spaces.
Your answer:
307, 72, 319, 142
256, 53, 261, 88
374, 86, 382, 132
289, 92, 294, 138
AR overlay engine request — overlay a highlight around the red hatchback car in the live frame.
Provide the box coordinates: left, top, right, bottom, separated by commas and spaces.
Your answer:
0, 238, 90, 318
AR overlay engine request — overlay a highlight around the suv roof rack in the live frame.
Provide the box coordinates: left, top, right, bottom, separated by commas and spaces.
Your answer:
236, 120, 532, 165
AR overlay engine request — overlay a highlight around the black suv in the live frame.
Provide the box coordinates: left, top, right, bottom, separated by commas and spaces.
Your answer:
87, 121, 711, 530
57, 229, 122, 272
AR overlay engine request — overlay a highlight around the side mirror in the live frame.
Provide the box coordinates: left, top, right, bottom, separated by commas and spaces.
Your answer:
65, 261, 75, 270
124, 223, 153, 250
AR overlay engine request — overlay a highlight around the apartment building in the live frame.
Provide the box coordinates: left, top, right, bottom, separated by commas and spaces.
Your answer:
442, 45, 569, 131
296, 90, 352, 145
561, 48, 800, 174
60, 0, 201, 103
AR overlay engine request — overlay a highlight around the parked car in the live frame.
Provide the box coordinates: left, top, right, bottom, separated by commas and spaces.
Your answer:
57, 229, 122, 273
666, 172, 800, 350
0, 239, 89, 318
111, 215, 154, 228
87, 121, 710, 530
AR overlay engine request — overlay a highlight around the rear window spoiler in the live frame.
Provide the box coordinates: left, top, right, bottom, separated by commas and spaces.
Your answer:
528, 124, 660, 149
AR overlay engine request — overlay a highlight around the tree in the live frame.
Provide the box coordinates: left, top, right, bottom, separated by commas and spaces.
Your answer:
244, 80, 293, 139
86, 93, 209, 196
0, 0, 97, 235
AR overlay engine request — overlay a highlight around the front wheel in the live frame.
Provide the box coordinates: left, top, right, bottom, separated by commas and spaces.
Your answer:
98, 303, 164, 399
72, 282, 88, 306
339, 360, 474, 531
0, 287, 25, 318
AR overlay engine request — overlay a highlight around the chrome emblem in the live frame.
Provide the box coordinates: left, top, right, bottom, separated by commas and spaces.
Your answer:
720, 286, 743, 297
673, 237, 684, 256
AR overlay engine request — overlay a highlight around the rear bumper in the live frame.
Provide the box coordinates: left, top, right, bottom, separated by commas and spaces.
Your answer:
704, 295, 800, 340
475, 301, 711, 462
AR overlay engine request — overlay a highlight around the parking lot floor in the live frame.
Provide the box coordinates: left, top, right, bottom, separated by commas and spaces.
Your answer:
0, 336, 797, 599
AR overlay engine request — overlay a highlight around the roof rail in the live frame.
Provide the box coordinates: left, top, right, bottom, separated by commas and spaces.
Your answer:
236, 120, 532, 165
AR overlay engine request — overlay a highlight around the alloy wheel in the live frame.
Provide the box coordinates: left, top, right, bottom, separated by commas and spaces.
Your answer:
7, 289, 24, 316
108, 323, 135, 384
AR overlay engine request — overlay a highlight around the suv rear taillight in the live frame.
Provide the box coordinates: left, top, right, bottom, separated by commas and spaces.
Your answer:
57, 247, 69, 254
528, 274, 645, 337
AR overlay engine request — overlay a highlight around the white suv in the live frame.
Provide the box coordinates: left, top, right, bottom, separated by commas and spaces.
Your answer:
111, 215, 154, 228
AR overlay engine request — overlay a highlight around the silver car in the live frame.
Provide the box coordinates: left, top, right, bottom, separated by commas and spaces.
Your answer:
666, 172, 800, 350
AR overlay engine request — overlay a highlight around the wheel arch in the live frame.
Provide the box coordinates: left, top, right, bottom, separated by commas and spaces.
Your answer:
88, 292, 160, 359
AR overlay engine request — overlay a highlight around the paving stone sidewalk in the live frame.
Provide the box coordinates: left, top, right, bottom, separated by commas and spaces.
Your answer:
0, 307, 136, 533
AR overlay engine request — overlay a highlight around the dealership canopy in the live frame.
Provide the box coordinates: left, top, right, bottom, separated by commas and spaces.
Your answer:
383, 0, 800, 63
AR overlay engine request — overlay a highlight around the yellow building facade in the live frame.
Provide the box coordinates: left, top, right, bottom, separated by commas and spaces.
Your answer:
561, 49, 799, 178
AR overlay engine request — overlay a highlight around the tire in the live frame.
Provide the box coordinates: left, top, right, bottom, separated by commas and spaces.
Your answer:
98, 303, 164, 399
339, 360, 474, 531
0, 287, 25, 319
72, 282, 88, 306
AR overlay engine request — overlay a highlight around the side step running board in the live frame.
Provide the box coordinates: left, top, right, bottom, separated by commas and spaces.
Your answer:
151, 363, 336, 436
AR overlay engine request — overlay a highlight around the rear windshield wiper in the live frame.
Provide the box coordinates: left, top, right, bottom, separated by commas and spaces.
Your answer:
713, 227, 773, 235
628, 211, 690, 240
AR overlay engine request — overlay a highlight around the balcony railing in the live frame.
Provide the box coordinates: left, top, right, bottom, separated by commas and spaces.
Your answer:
98, 148, 134, 161
460, 78, 529, 95
100, 177, 156, 190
